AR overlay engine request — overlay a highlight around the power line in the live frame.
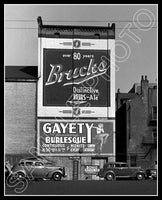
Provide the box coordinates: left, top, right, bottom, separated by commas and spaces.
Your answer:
5, 27, 37, 29
5, 19, 158, 22
5, 27, 158, 30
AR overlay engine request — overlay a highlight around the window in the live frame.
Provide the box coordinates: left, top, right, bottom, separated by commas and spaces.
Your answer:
152, 130, 157, 141
109, 164, 114, 168
25, 162, 34, 166
152, 106, 157, 120
121, 164, 128, 167
19, 161, 33, 166
130, 156, 136, 167
115, 164, 121, 167
35, 162, 44, 166
120, 98, 129, 106
19, 162, 25, 166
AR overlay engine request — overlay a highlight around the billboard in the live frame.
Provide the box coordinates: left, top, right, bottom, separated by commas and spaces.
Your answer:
37, 37, 115, 118
43, 48, 110, 107
37, 119, 115, 156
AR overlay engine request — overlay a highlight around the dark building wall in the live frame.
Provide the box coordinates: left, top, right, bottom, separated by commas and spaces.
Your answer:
148, 87, 157, 121
116, 92, 136, 110
127, 96, 151, 168
127, 96, 146, 153
116, 76, 157, 169
116, 103, 127, 162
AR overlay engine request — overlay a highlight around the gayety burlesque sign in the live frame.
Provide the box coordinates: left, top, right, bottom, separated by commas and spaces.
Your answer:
37, 120, 114, 156
37, 38, 114, 118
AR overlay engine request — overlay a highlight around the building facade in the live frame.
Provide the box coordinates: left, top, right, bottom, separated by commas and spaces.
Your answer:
5, 17, 115, 180
116, 76, 157, 169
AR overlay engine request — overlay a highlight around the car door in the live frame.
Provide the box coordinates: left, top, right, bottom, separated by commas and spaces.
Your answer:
23, 161, 35, 179
113, 163, 122, 176
118, 164, 133, 177
32, 161, 47, 179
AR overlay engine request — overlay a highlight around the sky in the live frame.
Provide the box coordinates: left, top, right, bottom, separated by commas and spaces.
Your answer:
4, 4, 158, 92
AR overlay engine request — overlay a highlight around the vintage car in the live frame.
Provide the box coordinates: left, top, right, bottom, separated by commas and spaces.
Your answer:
5, 161, 12, 179
97, 162, 146, 181
8, 157, 67, 181
146, 168, 157, 180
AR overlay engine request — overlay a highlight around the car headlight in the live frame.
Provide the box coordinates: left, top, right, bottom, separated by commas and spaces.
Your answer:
151, 170, 157, 174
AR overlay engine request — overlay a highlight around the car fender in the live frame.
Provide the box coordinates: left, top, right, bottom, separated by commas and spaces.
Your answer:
105, 170, 116, 177
133, 170, 145, 178
47, 169, 63, 178
11, 169, 27, 178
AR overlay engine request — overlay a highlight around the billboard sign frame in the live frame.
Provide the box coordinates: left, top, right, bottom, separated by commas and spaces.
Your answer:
37, 119, 115, 157
37, 37, 115, 118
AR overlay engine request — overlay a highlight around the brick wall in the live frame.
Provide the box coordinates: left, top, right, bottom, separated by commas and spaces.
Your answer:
5, 82, 36, 154
128, 96, 147, 152
127, 95, 156, 168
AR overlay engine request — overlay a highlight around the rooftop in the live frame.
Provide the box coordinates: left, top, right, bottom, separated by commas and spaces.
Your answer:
37, 16, 115, 39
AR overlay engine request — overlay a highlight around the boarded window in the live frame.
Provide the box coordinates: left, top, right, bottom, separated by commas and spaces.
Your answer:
152, 106, 157, 120
152, 130, 157, 141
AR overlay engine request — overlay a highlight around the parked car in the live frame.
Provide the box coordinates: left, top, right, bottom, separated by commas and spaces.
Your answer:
146, 161, 157, 180
5, 161, 12, 180
146, 168, 157, 180
8, 157, 67, 181
97, 162, 146, 181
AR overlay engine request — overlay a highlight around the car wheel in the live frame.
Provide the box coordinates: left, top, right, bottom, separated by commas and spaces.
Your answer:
8, 173, 18, 182
106, 172, 115, 181
136, 173, 144, 180
52, 172, 62, 181
17, 172, 25, 179
7, 172, 25, 182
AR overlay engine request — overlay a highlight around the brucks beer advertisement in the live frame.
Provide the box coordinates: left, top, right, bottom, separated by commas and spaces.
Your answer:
37, 120, 114, 156
43, 48, 110, 107
37, 38, 114, 118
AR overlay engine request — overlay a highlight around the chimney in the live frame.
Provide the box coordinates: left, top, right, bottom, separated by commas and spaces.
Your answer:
141, 75, 149, 114
141, 75, 149, 96
141, 75, 144, 81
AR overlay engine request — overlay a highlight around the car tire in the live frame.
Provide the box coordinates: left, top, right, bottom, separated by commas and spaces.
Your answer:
136, 173, 144, 180
105, 172, 115, 181
52, 172, 62, 181
7, 171, 25, 182
17, 171, 25, 178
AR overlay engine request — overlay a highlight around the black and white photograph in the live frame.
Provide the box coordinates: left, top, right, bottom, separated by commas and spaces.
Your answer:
4, 4, 158, 196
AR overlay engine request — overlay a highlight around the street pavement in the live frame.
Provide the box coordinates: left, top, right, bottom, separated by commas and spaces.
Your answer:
5, 179, 157, 196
